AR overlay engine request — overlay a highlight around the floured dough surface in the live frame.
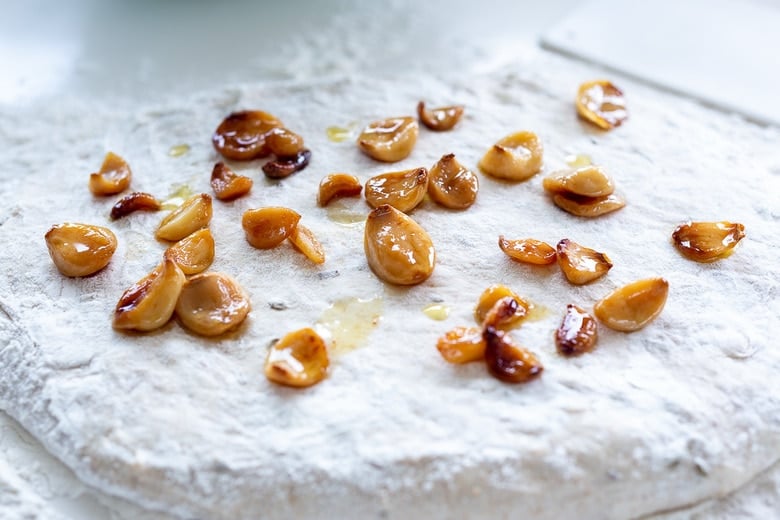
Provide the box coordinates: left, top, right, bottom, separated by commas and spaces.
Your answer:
0, 52, 779, 519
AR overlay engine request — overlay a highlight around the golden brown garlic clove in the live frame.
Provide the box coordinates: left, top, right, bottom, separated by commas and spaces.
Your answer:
552, 192, 626, 218
265, 327, 330, 388
364, 204, 435, 285
427, 154, 479, 210
364, 167, 428, 213
265, 127, 305, 156
498, 236, 556, 265
556, 239, 612, 285
110, 192, 161, 220
417, 101, 464, 131
242, 207, 301, 249
483, 326, 543, 384
262, 149, 312, 179
576, 80, 628, 130
317, 173, 363, 206
672, 221, 746, 262
89, 152, 132, 196
555, 304, 598, 356
478, 131, 543, 182
113, 258, 185, 332
155, 193, 213, 242
288, 224, 325, 264
542, 165, 615, 198
594, 278, 669, 332
164, 228, 215, 275
436, 326, 485, 364
473, 284, 529, 329
357, 117, 418, 162
175, 272, 251, 336
211, 162, 253, 201
45, 223, 117, 277
212, 110, 283, 160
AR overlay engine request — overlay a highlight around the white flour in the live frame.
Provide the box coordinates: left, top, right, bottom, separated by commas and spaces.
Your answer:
1, 50, 779, 519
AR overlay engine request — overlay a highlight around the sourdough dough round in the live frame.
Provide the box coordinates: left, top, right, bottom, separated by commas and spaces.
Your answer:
0, 52, 779, 519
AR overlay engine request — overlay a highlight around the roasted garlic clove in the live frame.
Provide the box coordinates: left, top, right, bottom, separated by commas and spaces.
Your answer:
436, 326, 485, 364
576, 80, 628, 130
364, 167, 428, 213
110, 192, 161, 220
357, 117, 418, 162
542, 165, 615, 198
498, 236, 556, 265
164, 228, 215, 275
417, 101, 464, 131
288, 223, 325, 264
483, 326, 543, 383
672, 221, 746, 262
262, 149, 312, 179
556, 239, 613, 285
242, 207, 301, 249
364, 204, 435, 285
211, 162, 253, 201
478, 131, 543, 182
265, 327, 329, 388
45, 223, 117, 277
89, 152, 132, 196
474, 284, 528, 328
555, 304, 598, 356
212, 110, 283, 160
427, 154, 479, 210
175, 272, 251, 336
155, 193, 213, 242
482, 296, 523, 330
552, 192, 626, 218
317, 173, 363, 206
594, 278, 669, 332
113, 258, 185, 332
266, 127, 305, 156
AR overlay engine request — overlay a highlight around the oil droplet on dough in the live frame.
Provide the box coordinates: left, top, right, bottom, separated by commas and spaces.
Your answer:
565, 154, 592, 168
422, 303, 450, 321
161, 184, 194, 210
326, 123, 357, 143
315, 297, 383, 354
326, 200, 366, 227
525, 303, 550, 322
168, 144, 191, 157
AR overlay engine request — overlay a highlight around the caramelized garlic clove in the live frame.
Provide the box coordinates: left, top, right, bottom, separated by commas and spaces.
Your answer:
265, 127, 305, 156
552, 192, 626, 218
175, 272, 251, 336
436, 326, 485, 364
89, 152, 132, 196
483, 326, 543, 383
555, 304, 598, 356
211, 162, 253, 201
542, 165, 615, 197
164, 228, 215, 275
417, 101, 464, 131
473, 284, 529, 329
498, 236, 556, 265
113, 258, 185, 332
357, 117, 418, 162
155, 193, 213, 242
364, 204, 435, 285
45, 223, 117, 277
672, 221, 746, 262
364, 167, 428, 213
110, 192, 161, 220
556, 239, 613, 285
288, 223, 326, 264
478, 131, 543, 182
576, 80, 628, 130
262, 149, 312, 179
594, 278, 669, 332
242, 207, 301, 249
427, 154, 478, 210
212, 110, 283, 160
317, 173, 363, 206
265, 327, 330, 388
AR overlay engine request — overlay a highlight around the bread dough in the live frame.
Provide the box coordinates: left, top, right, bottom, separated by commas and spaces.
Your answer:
1, 51, 779, 519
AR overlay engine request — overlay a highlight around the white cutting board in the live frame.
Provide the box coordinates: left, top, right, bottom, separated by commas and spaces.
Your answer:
542, 0, 780, 127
